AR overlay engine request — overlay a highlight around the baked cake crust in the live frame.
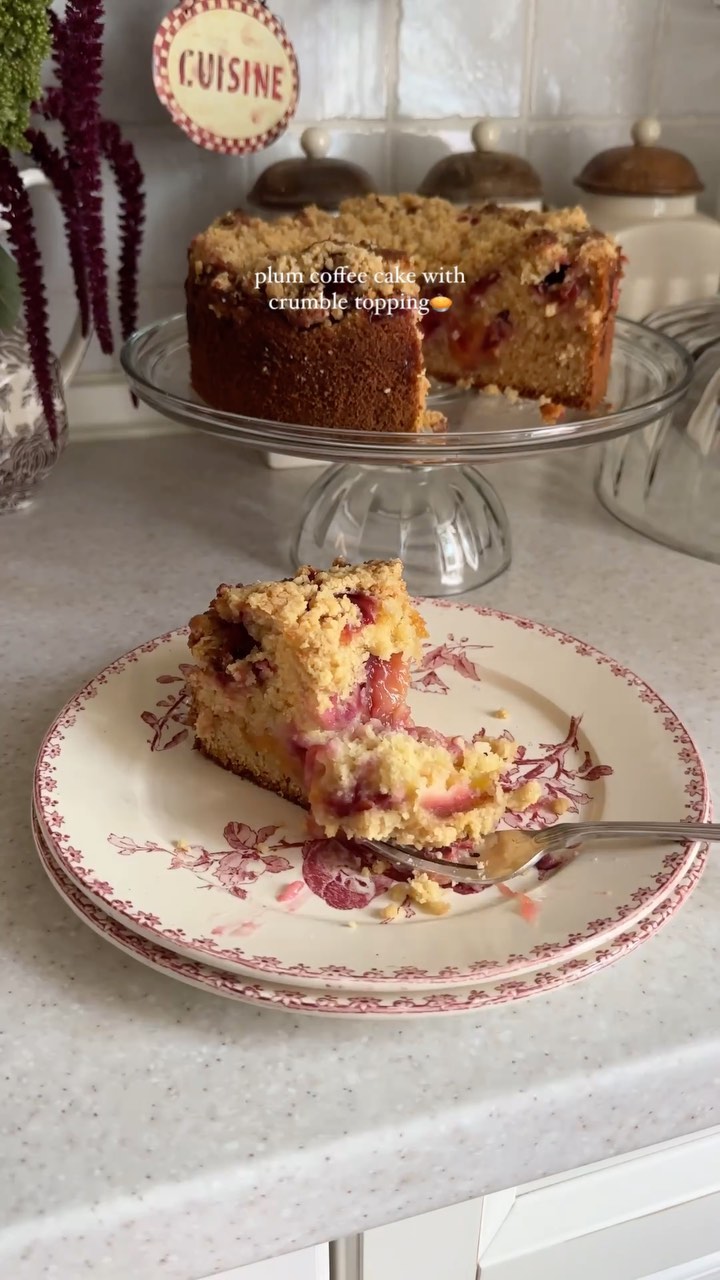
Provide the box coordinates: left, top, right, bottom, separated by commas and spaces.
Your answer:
187, 195, 623, 425
188, 235, 440, 434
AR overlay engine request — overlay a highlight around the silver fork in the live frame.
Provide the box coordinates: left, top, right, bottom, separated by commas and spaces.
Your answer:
362, 820, 720, 888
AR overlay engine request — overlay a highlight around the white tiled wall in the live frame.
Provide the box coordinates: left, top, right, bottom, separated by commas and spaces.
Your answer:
35, 0, 720, 373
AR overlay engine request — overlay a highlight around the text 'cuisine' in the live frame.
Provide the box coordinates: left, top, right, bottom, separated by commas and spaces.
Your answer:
178, 51, 285, 101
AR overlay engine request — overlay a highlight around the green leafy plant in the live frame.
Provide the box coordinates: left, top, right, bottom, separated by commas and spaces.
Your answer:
0, 0, 50, 152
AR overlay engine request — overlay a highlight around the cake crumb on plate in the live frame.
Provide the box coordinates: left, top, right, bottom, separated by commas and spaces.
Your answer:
551, 796, 571, 815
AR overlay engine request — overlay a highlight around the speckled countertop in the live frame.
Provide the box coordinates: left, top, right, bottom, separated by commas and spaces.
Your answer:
1, 436, 719, 1280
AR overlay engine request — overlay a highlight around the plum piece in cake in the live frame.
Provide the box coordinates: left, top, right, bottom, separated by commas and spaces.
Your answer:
187, 559, 427, 806
187, 559, 543, 852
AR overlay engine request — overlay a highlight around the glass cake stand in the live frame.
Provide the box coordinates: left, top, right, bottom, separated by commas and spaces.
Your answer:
121, 315, 691, 596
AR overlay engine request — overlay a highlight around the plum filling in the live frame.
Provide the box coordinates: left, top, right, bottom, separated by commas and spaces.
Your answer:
318, 681, 368, 731
448, 308, 514, 370
365, 653, 410, 725
323, 774, 401, 818
421, 783, 483, 817
303, 743, 402, 818
421, 285, 453, 337
482, 310, 513, 354
348, 591, 379, 624
210, 619, 257, 672
532, 263, 587, 309
405, 724, 464, 758
340, 591, 380, 642
327, 786, 399, 818
421, 306, 444, 338
467, 271, 501, 303
320, 653, 411, 730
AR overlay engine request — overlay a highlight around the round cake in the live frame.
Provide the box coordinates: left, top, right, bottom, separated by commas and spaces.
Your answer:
186, 194, 623, 434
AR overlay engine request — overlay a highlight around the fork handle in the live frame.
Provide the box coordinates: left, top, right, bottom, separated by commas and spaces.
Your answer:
559, 820, 720, 842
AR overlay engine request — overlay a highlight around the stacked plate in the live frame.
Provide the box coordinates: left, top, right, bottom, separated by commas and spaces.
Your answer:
32, 603, 710, 1019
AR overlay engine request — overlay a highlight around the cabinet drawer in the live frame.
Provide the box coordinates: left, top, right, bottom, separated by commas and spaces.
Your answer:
200, 1245, 328, 1280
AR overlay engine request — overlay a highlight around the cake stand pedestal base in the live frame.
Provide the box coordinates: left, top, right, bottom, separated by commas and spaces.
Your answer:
291, 463, 511, 596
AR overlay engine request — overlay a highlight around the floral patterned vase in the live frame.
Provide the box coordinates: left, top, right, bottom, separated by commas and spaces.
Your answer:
0, 326, 69, 512
0, 166, 91, 513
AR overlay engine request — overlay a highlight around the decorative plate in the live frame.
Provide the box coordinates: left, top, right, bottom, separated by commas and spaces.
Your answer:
33, 809, 706, 1019
33, 604, 709, 992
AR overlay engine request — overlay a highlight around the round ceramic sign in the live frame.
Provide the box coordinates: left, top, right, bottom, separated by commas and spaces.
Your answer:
153, 0, 299, 154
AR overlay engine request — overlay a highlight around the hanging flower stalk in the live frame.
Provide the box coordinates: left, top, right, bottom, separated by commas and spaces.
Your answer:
0, 147, 56, 435
0, 0, 146, 443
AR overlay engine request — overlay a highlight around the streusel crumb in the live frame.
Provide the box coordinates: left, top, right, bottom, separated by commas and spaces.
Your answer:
407, 873, 451, 916
551, 796, 571, 815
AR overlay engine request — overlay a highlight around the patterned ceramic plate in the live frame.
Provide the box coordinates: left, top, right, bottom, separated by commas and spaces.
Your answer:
33, 808, 706, 1018
33, 604, 709, 992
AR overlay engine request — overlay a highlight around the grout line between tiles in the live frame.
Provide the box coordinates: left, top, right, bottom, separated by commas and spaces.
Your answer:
520, 0, 538, 147
382, 0, 402, 190
116, 113, 720, 139
647, 0, 669, 116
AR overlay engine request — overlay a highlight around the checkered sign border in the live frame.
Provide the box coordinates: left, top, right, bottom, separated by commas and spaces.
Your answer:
153, 0, 299, 154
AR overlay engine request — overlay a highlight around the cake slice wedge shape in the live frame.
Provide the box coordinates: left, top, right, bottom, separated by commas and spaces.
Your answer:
187, 559, 540, 850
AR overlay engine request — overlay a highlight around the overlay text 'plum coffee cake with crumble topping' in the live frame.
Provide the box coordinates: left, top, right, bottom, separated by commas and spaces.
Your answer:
186, 194, 623, 433
186, 559, 542, 851
188, 236, 445, 434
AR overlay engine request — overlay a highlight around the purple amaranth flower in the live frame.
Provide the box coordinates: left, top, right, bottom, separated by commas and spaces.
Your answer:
26, 128, 90, 335
3, 2, 146, 432
51, 0, 113, 352
0, 147, 58, 442
100, 120, 146, 342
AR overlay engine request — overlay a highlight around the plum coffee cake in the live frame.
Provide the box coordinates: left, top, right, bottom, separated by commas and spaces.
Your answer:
187, 194, 623, 433
187, 559, 541, 851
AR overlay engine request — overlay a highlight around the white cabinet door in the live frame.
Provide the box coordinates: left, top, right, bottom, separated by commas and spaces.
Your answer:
480, 1195, 720, 1280
201, 1244, 328, 1280
479, 1127, 720, 1280
363, 1199, 484, 1280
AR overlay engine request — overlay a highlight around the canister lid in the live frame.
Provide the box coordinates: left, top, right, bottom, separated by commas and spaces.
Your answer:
247, 127, 375, 212
418, 120, 542, 202
575, 118, 703, 197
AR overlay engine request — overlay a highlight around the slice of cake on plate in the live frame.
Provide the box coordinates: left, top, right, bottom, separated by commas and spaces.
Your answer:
187, 559, 541, 850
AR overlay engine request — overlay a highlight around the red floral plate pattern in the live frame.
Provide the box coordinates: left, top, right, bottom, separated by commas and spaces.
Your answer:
33, 604, 710, 991
33, 809, 706, 1018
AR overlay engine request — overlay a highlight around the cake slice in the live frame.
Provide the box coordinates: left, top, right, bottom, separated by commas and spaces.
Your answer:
187, 559, 541, 850
187, 235, 444, 433
187, 559, 428, 806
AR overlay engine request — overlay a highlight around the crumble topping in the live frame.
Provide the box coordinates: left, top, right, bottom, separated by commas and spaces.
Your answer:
190, 194, 619, 307
189, 557, 426, 716
506, 780, 543, 811
380, 874, 451, 920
